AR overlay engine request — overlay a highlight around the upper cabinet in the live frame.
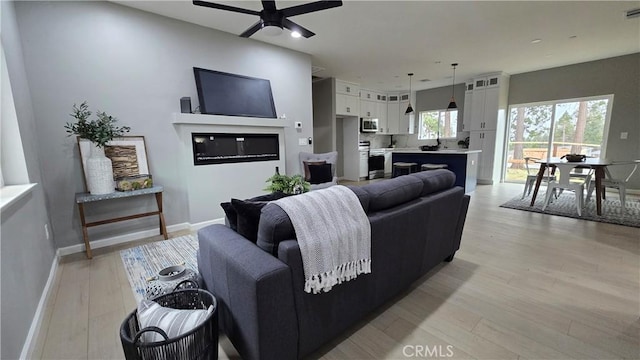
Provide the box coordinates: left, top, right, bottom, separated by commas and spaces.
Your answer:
462, 81, 474, 132
469, 74, 506, 131
335, 80, 360, 116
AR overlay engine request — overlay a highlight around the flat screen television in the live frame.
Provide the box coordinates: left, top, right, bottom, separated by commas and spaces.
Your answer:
193, 67, 277, 118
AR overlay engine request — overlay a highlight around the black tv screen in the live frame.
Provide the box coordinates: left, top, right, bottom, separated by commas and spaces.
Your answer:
193, 67, 277, 118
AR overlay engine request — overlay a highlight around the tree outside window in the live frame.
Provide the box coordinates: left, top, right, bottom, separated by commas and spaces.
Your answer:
418, 110, 458, 140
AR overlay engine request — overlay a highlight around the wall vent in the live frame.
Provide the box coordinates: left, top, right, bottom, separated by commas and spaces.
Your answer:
626, 8, 640, 19
311, 65, 325, 74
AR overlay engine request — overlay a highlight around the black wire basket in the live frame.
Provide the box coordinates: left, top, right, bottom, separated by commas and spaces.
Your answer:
120, 289, 218, 360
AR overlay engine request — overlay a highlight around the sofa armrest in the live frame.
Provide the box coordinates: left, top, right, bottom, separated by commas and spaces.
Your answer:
197, 225, 298, 360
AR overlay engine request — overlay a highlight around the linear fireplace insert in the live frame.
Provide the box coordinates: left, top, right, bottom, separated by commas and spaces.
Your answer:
192, 133, 279, 165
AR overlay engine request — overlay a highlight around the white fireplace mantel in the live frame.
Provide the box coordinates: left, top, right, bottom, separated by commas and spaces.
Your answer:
173, 113, 291, 128
172, 112, 289, 225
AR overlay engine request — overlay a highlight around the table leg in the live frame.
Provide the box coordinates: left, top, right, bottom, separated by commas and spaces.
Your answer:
77, 203, 93, 259
530, 164, 547, 206
155, 192, 168, 239
594, 167, 605, 216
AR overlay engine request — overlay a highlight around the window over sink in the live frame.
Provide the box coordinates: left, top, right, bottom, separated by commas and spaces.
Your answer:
418, 110, 458, 140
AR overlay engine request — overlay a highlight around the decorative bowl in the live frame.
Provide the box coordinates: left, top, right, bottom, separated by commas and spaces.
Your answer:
562, 154, 587, 162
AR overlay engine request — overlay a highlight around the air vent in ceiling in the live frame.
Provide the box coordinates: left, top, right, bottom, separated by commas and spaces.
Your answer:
311, 66, 326, 74
419, 79, 431, 82
626, 8, 640, 19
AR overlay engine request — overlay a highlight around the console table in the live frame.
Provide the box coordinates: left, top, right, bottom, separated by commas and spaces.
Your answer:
75, 186, 168, 258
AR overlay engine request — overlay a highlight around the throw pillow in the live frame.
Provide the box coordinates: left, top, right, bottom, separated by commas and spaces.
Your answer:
308, 163, 333, 185
220, 202, 238, 231
137, 299, 213, 343
231, 199, 269, 243
221, 192, 288, 231
303, 160, 326, 181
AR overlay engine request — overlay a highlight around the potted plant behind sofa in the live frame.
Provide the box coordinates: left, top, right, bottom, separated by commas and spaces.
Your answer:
264, 167, 310, 195
64, 101, 130, 195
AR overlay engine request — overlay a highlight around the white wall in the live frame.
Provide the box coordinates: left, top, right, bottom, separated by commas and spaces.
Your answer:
1, 2, 57, 359
15, 1, 313, 248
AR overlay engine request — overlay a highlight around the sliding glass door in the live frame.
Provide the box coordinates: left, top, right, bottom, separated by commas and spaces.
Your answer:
504, 95, 612, 183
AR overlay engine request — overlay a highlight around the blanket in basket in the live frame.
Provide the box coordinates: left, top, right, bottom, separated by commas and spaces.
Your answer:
273, 185, 371, 294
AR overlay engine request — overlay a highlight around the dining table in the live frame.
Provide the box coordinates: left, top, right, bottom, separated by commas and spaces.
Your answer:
529, 157, 612, 216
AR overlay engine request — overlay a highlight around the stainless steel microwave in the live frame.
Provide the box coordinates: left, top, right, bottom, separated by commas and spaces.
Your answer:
360, 118, 379, 132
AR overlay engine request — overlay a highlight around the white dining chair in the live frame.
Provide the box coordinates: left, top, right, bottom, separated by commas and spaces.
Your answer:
586, 160, 639, 209
522, 157, 555, 199
542, 162, 592, 216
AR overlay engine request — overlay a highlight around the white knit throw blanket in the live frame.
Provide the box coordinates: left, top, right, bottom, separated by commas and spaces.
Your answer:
273, 185, 371, 294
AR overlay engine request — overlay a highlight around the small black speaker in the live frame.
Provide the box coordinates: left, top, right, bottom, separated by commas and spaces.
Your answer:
180, 97, 192, 113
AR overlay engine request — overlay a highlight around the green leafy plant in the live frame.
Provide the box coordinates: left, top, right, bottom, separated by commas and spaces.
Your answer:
264, 173, 310, 195
64, 101, 131, 147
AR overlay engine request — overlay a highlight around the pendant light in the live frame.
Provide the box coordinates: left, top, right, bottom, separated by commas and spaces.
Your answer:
447, 63, 458, 110
405, 73, 414, 114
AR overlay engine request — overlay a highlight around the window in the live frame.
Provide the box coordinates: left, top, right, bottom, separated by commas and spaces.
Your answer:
418, 110, 458, 140
504, 95, 613, 182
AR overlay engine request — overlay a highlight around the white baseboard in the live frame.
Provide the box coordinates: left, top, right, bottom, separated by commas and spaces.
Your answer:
20, 256, 59, 360
56, 222, 191, 257
189, 218, 225, 232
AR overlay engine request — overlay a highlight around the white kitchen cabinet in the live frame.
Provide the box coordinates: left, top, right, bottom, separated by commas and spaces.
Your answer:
386, 94, 400, 134
360, 89, 376, 100
398, 93, 412, 134
469, 131, 497, 182
377, 101, 388, 133
336, 80, 359, 96
462, 81, 473, 131
336, 93, 360, 116
360, 99, 377, 118
384, 150, 392, 175
359, 150, 369, 179
467, 73, 509, 184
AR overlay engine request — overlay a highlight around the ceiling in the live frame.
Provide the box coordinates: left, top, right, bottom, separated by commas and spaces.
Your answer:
114, 1, 640, 92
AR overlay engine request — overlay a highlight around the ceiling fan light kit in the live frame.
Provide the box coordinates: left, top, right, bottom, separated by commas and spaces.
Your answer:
193, 0, 343, 38
447, 63, 458, 110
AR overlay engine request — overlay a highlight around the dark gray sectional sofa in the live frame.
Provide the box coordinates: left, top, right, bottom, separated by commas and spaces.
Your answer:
197, 169, 470, 360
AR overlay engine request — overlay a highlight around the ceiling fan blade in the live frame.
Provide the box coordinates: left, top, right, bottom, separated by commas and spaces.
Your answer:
192, 0, 260, 16
261, 0, 277, 12
281, 0, 343, 18
281, 18, 315, 38
239, 20, 264, 38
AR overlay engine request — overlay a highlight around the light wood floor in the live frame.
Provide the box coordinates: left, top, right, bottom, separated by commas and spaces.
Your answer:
32, 183, 640, 359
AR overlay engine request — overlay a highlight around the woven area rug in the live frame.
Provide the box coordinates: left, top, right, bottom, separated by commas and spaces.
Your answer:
120, 234, 199, 302
500, 192, 640, 228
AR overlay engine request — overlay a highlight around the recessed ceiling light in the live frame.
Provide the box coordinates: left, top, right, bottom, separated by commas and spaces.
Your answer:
291, 31, 301, 38
420, 79, 431, 82
531, 39, 542, 44
569, 35, 577, 39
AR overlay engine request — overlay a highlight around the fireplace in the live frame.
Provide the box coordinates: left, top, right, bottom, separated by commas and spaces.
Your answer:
192, 133, 279, 165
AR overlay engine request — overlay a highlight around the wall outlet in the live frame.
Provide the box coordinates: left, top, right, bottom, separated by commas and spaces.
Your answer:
620, 132, 628, 139
299, 138, 307, 146
44, 224, 50, 240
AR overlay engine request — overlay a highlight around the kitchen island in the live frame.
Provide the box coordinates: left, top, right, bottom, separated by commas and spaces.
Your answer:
391, 149, 481, 193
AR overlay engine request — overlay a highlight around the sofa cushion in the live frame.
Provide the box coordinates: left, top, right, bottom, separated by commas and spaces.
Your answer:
232, 199, 273, 243
345, 185, 370, 214
410, 169, 456, 196
256, 187, 369, 255
362, 175, 423, 212
256, 203, 296, 255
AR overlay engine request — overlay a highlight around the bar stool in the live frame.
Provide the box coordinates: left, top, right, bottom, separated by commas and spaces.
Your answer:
421, 163, 448, 171
392, 162, 417, 177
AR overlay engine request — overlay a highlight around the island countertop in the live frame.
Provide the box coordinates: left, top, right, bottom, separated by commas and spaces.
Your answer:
390, 148, 481, 154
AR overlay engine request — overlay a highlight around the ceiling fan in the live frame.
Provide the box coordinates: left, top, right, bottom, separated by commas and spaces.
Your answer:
192, 0, 343, 38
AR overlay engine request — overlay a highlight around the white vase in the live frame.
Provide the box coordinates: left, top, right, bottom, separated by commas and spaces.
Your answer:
86, 143, 114, 195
